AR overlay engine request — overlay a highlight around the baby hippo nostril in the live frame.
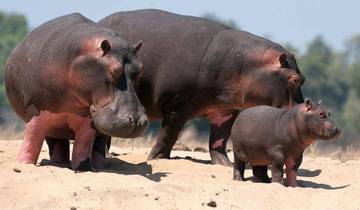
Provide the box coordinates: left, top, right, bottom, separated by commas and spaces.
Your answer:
335, 127, 341, 135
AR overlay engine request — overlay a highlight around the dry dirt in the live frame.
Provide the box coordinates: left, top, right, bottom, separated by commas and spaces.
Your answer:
0, 140, 359, 210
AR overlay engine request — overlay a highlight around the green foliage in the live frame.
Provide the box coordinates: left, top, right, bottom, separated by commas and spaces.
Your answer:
0, 11, 28, 108
295, 35, 360, 147
299, 36, 349, 110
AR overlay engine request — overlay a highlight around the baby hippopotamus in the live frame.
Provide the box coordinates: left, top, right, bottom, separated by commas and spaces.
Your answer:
231, 99, 341, 187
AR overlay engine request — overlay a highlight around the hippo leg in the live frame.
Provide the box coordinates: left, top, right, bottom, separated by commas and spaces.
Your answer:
45, 137, 70, 164
271, 160, 284, 185
207, 110, 239, 166
233, 155, 245, 181
285, 155, 302, 187
148, 111, 187, 160
91, 134, 111, 171
71, 125, 96, 171
252, 165, 271, 183
17, 115, 47, 164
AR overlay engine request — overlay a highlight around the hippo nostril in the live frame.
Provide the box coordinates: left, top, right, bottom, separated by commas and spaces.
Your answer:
336, 127, 341, 135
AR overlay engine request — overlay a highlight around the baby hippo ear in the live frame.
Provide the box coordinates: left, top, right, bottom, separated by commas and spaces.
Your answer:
133, 41, 142, 52
101, 40, 111, 56
317, 99, 322, 106
305, 98, 312, 111
279, 53, 290, 68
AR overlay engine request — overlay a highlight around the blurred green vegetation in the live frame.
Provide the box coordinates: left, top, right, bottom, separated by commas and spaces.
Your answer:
0, 11, 359, 149
0, 11, 28, 108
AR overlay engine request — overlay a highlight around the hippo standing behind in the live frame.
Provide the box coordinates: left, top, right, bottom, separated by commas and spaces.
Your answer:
231, 99, 341, 187
5, 13, 148, 171
49, 9, 305, 166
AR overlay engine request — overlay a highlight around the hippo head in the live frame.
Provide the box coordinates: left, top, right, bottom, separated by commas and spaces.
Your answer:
231, 52, 305, 109
69, 34, 148, 138
295, 99, 341, 140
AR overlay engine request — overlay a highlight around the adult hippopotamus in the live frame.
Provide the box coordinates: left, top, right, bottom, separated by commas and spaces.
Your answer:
4, 13, 148, 171
231, 99, 341, 187
48, 9, 305, 166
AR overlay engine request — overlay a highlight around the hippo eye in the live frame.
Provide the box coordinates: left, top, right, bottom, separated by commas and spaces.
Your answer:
319, 112, 326, 119
289, 76, 300, 88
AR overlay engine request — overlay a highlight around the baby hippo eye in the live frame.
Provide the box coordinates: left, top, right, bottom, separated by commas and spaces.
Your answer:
319, 112, 326, 119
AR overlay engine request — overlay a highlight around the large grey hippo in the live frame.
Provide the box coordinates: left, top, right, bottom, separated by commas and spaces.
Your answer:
5, 13, 148, 171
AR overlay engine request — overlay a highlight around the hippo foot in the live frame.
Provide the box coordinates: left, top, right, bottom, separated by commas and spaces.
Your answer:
285, 179, 299, 187
210, 151, 233, 167
39, 159, 71, 168
72, 158, 92, 172
147, 146, 171, 160
147, 153, 170, 160
91, 151, 107, 171
271, 177, 284, 185
233, 170, 244, 181
252, 166, 271, 183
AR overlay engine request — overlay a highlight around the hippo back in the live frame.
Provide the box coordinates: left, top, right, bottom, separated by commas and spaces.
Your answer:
99, 9, 231, 116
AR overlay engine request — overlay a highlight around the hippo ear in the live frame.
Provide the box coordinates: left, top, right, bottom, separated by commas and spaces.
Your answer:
317, 99, 322, 106
101, 40, 111, 56
133, 41, 142, 52
279, 53, 290, 68
305, 98, 312, 111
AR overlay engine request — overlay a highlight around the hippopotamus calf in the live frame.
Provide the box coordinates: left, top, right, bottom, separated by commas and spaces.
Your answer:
5, 13, 148, 171
231, 99, 341, 187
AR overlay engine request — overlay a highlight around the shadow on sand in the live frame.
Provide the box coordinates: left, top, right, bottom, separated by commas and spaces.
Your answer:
102, 158, 169, 182
172, 156, 212, 165
171, 157, 350, 190
297, 168, 322, 177
39, 158, 169, 182
297, 180, 350, 190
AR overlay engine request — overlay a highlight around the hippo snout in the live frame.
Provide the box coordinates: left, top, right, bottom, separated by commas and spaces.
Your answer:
332, 126, 341, 138
322, 124, 341, 140
93, 111, 148, 138
90, 103, 148, 138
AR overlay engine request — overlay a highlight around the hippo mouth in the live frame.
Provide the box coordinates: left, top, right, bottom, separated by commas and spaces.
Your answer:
90, 102, 148, 138
92, 110, 148, 138
320, 126, 341, 140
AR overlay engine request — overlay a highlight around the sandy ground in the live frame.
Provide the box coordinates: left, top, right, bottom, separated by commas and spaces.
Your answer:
0, 140, 359, 210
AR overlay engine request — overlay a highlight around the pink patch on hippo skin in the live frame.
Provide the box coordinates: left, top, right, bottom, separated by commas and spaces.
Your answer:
285, 158, 298, 187
212, 139, 224, 149
207, 112, 233, 127
17, 110, 96, 167
17, 115, 47, 164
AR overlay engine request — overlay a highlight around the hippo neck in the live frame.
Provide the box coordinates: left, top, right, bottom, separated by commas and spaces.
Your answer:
198, 29, 289, 108
283, 107, 315, 150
